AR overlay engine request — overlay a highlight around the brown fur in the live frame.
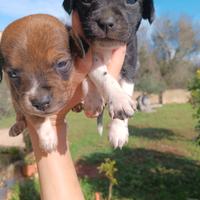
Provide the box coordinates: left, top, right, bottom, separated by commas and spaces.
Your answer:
0, 14, 83, 144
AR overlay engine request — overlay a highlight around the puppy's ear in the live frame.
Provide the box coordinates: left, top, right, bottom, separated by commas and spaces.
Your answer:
142, 0, 155, 24
63, 0, 74, 15
0, 50, 3, 82
69, 30, 89, 58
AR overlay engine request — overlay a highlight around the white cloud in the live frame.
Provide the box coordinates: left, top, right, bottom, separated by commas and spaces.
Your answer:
0, 0, 71, 24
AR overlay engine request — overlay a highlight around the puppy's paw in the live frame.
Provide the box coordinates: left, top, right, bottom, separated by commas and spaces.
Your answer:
84, 92, 104, 118
9, 121, 26, 137
108, 91, 136, 120
37, 119, 58, 152
109, 119, 129, 149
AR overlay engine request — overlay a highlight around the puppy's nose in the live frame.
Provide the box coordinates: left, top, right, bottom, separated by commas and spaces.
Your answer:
96, 17, 115, 32
30, 96, 51, 111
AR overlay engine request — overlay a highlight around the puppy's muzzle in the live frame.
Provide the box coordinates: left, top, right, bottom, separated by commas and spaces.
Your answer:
27, 85, 53, 114
30, 95, 51, 112
96, 16, 115, 34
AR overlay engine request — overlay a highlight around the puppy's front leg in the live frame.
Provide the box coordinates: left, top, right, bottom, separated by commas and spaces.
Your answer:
109, 80, 135, 148
88, 54, 136, 120
9, 101, 26, 137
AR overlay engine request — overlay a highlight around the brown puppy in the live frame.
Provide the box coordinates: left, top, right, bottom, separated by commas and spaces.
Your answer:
0, 14, 86, 152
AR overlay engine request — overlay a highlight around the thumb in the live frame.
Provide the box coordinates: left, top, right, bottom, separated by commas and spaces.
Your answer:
72, 48, 92, 86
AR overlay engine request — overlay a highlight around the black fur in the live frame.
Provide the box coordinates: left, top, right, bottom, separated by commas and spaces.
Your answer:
121, 37, 138, 82
63, 0, 155, 83
63, 0, 74, 14
141, 0, 155, 23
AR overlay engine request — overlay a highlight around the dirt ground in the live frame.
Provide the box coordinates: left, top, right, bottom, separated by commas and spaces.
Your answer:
0, 129, 25, 148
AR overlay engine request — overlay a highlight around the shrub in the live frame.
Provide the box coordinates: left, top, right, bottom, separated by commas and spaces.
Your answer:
10, 178, 40, 200
188, 69, 200, 144
98, 158, 118, 200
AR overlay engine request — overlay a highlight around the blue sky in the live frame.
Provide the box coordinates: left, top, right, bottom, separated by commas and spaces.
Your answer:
155, 0, 200, 21
0, 0, 200, 31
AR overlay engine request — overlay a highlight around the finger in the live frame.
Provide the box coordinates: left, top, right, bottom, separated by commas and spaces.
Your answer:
107, 45, 127, 79
72, 11, 85, 38
72, 48, 92, 87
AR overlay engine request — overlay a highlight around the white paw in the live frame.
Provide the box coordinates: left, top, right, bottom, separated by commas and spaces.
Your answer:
84, 93, 104, 117
37, 118, 58, 152
108, 90, 136, 120
109, 119, 129, 149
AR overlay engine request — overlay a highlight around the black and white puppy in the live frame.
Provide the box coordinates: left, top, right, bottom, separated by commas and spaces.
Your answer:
63, 0, 155, 148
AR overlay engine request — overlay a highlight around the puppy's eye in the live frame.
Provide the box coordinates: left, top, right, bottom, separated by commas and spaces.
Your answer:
55, 60, 72, 70
55, 59, 72, 80
56, 61, 69, 69
126, 0, 136, 4
7, 70, 20, 79
82, 0, 91, 5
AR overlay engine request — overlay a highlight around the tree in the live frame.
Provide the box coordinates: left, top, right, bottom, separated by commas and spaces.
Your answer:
151, 15, 200, 89
136, 45, 166, 94
136, 15, 200, 95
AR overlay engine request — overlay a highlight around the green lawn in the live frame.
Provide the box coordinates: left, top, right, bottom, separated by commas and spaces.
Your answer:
4, 104, 200, 200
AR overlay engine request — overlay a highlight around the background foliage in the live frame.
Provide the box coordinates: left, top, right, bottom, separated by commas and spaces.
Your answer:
188, 70, 200, 143
136, 16, 200, 94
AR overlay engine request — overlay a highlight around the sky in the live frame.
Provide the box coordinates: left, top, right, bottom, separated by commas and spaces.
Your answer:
0, 0, 200, 31
155, 0, 200, 21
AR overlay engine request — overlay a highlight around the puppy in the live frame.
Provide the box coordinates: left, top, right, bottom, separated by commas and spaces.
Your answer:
63, 0, 155, 148
0, 14, 87, 152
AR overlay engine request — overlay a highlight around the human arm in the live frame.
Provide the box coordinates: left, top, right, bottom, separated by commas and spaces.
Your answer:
27, 11, 126, 200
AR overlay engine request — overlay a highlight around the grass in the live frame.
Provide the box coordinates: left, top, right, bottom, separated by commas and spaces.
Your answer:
0, 115, 15, 129
68, 104, 199, 161
3, 103, 200, 200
